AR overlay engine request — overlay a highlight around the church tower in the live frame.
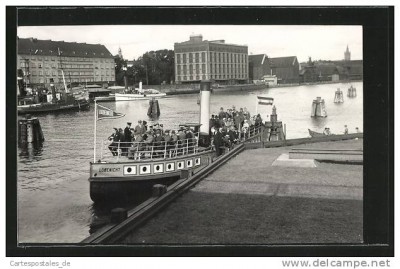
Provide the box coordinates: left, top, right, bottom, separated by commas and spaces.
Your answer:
118, 47, 123, 59
344, 45, 351, 61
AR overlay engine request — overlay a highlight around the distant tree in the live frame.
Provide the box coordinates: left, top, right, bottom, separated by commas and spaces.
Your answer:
114, 55, 127, 86
128, 49, 175, 85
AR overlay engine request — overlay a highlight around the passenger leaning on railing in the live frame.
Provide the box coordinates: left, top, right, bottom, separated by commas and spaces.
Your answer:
154, 130, 164, 157
108, 128, 121, 156
144, 131, 154, 151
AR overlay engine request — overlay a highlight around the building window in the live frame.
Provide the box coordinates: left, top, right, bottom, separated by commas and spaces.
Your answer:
201, 52, 205, 62
195, 53, 199, 63
183, 54, 186, 62
202, 64, 205, 72
189, 65, 193, 75
183, 65, 186, 75
189, 53, 193, 63
177, 54, 181, 63
177, 65, 181, 75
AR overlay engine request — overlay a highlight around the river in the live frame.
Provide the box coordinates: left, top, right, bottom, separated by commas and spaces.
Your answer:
17, 81, 363, 243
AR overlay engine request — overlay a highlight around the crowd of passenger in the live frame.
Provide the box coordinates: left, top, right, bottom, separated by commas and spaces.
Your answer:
108, 120, 197, 158
210, 106, 264, 156
107, 105, 264, 158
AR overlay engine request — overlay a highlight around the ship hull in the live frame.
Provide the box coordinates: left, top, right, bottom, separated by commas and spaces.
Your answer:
18, 100, 90, 115
89, 150, 214, 203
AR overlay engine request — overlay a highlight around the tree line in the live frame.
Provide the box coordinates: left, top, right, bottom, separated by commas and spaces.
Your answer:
115, 49, 175, 86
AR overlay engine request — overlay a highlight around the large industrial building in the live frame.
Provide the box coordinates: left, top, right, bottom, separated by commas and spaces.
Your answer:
17, 37, 115, 88
249, 54, 300, 84
174, 35, 249, 84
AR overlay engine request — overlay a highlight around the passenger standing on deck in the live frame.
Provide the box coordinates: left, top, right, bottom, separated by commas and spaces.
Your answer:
144, 130, 154, 153
124, 122, 133, 153
118, 128, 125, 145
255, 114, 263, 127
218, 107, 226, 119
108, 128, 121, 156
243, 107, 251, 121
134, 120, 146, 135
154, 130, 164, 157
344, 125, 349, 135
177, 128, 186, 155
231, 105, 237, 118
234, 112, 242, 130
186, 128, 195, 153
213, 128, 224, 156
171, 130, 179, 156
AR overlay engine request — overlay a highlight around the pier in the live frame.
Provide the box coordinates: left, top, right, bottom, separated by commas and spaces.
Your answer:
81, 132, 363, 244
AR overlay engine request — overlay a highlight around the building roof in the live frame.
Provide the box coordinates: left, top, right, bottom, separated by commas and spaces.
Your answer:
18, 37, 114, 58
175, 35, 247, 48
269, 56, 298, 68
249, 54, 268, 66
315, 64, 338, 76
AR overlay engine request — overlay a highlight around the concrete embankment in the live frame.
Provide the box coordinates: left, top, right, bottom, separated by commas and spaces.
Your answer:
139, 80, 362, 95
116, 138, 363, 244
141, 83, 267, 95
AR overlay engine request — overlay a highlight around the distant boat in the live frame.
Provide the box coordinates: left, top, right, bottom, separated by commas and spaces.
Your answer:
308, 129, 328, 138
114, 89, 166, 101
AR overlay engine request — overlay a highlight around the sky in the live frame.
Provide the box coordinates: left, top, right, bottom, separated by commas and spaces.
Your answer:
17, 25, 362, 63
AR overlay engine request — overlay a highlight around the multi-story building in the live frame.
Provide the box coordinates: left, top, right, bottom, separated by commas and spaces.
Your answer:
174, 35, 248, 84
17, 37, 115, 88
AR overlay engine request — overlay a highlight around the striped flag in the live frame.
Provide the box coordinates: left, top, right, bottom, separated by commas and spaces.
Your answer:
97, 104, 125, 120
257, 96, 274, 105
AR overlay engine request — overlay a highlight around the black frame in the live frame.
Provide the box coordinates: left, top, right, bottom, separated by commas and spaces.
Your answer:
6, 6, 394, 256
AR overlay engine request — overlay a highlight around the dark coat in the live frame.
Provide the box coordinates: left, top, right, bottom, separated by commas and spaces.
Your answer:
124, 126, 132, 142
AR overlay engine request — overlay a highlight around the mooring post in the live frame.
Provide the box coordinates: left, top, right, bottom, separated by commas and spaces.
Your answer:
152, 184, 167, 197
110, 208, 127, 223
18, 114, 45, 145
180, 168, 191, 180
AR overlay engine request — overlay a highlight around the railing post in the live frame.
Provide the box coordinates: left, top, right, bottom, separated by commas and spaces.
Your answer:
100, 140, 104, 160
164, 141, 167, 159
186, 139, 189, 155
151, 145, 154, 159
117, 142, 120, 161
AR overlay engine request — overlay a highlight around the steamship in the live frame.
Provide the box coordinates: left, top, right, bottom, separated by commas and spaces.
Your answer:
89, 81, 214, 202
18, 78, 90, 115
89, 81, 265, 202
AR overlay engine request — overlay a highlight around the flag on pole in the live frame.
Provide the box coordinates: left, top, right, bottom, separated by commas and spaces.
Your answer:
97, 104, 125, 120
257, 96, 274, 105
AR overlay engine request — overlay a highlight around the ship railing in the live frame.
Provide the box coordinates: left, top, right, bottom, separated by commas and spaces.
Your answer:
238, 124, 264, 141
101, 137, 200, 161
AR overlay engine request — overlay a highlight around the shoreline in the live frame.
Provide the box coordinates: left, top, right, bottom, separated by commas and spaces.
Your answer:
161, 80, 363, 95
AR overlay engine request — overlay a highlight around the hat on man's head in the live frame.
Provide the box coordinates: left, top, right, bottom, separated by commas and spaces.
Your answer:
127, 122, 132, 126
171, 130, 176, 134
138, 120, 142, 123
